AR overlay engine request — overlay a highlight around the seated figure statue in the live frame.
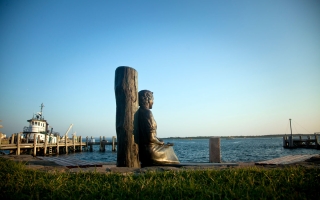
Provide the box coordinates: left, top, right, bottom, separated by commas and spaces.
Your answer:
138, 90, 180, 166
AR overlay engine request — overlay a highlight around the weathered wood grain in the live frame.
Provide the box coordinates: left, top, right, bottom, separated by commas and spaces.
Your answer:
114, 66, 140, 167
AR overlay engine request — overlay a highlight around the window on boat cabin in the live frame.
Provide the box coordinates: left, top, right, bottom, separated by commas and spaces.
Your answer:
32, 122, 34, 125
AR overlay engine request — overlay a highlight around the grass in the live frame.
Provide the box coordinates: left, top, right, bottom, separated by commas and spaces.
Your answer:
1, 157, 319, 200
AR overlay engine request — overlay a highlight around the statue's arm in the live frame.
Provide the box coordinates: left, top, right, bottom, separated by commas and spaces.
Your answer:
150, 131, 164, 145
147, 111, 164, 145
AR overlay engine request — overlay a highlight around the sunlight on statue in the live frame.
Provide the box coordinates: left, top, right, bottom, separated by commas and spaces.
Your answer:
138, 90, 180, 166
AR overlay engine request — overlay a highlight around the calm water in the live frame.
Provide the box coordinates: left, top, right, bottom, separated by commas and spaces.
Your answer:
55, 137, 319, 163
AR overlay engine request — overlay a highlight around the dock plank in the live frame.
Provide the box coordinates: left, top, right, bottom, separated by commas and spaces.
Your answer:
37, 156, 103, 168
255, 154, 318, 165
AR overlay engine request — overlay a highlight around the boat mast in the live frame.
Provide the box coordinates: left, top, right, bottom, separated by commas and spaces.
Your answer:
40, 103, 44, 117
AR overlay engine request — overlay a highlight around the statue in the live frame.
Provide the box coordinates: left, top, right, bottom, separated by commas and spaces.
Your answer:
138, 90, 180, 166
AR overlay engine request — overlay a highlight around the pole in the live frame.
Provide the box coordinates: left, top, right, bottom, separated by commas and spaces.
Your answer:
114, 66, 140, 167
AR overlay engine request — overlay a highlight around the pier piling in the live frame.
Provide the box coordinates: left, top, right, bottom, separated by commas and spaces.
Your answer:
209, 137, 221, 163
17, 133, 21, 155
0, 135, 117, 156
283, 133, 320, 149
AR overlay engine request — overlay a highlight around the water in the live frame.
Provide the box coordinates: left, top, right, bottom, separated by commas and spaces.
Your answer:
55, 137, 319, 163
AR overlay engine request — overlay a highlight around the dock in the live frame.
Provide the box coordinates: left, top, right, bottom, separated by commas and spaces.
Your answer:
0, 133, 117, 156
255, 154, 319, 165
283, 133, 320, 149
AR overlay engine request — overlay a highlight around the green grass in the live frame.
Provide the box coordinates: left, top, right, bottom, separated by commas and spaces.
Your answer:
1, 158, 319, 200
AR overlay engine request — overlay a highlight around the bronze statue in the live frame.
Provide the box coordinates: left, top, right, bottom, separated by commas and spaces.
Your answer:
138, 90, 180, 166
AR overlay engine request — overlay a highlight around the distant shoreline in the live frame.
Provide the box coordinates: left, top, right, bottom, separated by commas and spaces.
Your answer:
161, 133, 315, 140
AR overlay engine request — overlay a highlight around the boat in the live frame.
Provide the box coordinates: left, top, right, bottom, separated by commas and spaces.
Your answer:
23, 103, 59, 143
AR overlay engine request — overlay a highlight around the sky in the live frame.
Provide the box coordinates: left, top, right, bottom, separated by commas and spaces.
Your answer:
0, 0, 319, 138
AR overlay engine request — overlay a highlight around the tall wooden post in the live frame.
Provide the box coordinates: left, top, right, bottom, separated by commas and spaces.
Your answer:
209, 137, 221, 163
80, 136, 82, 152
11, 134, 15, 144
86, 136, 88, 151
17, 133, 21, 155
65, 136, 68, 154
44, 134, 48, 155
114, 66, 140, 167
57, 136, 60, 154
72, 135, 75, 152
33, 134, 37, 157
99, 136, 102, 152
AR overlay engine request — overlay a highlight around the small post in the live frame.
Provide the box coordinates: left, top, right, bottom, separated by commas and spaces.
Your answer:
283, 136, 286, 147
209, 137, 221, 163
33, 134, 37, 156
11, 134, 15, 144
86, 136, 88, 151
289, 136, 293, 147
72, 135, 75, 152
57, 136, 60, 154
80, 136, 82, 152
65, 135, 68, 154
44, 134, 48, 155
315, 133, 319, 149
99, 136, 102, 151
90, 136, 93, 152
102, 136, 106, 151
16, 133, 21, 155
112, 136, 116, 151
26, 134, 29, 143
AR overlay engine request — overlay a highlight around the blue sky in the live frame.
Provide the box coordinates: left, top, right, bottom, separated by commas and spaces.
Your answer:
1, 0, 319, 138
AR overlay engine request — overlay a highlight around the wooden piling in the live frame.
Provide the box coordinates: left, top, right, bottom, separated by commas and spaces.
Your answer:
90, 136, 93, 152
11, 134, 15, 144
73, 135, 75, 152
103, 136, 106, 152
114, 66, 140, 167
80, 136, 82, 152
44, 134, 48, 155
57, 136, 60, 154
16, 133, 21, 155
33, 134, 37, 156
283, 136, 286, 147
86, 136, 88, 151
289, 136, 293, 147
65, 136, 68, 154
209, 137, 221, 163
100, 136, 102, 151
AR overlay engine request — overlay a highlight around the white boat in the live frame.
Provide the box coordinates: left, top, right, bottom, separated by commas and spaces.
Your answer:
23, 103, 58, 143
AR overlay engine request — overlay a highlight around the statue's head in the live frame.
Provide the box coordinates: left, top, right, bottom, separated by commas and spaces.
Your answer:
139, 90, 154, 109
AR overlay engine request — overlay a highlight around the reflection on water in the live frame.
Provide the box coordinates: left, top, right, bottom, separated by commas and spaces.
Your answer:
39, 137, 320, 163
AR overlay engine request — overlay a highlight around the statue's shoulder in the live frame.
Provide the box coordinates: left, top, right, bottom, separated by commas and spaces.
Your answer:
138, 108, 153, 118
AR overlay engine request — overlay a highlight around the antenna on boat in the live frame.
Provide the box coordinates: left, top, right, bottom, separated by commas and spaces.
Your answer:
40, 103, 44, 118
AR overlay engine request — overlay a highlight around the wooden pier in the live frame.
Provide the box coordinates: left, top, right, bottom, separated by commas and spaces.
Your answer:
283, 133, 319, 149
85, 136, 117, 152
0, 133, 117, 156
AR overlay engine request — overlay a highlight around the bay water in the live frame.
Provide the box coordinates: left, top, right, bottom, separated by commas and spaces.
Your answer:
57, 137, 319, 163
